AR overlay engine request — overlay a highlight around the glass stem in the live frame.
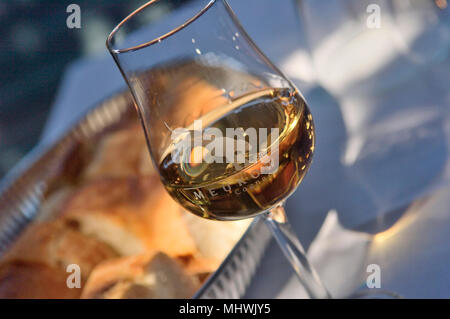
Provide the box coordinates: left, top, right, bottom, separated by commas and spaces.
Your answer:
263, 205, 331, 299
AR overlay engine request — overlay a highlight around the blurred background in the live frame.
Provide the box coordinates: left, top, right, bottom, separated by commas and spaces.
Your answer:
0, 0, 190, 178
0, 0, 449, 298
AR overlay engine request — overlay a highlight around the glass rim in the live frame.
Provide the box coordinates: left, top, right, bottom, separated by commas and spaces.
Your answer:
106, 0, 217, 54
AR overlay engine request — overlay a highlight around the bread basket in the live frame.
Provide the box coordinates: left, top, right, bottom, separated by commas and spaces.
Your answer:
0, 90, 271, 298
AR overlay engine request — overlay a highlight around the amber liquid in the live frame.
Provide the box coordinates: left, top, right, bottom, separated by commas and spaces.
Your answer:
158, 87, 315, 220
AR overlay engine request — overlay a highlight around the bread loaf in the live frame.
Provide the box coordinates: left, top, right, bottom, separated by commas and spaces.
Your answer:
81, 252, 199, 299
0, 260, 81, 299
83, 123, 154, 180
2, 220, 118, 281
60, 176, 198, 257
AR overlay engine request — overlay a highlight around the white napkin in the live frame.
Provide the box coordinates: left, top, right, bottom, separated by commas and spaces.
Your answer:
277, 210, 371, 299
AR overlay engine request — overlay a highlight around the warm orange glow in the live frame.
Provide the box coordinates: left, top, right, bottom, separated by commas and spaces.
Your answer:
435, 0, 447, 9
189, 146, 208, 165
373, 210, 418, 244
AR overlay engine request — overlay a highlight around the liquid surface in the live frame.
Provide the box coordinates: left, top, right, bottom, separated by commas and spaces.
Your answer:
159, 88, 315, 220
